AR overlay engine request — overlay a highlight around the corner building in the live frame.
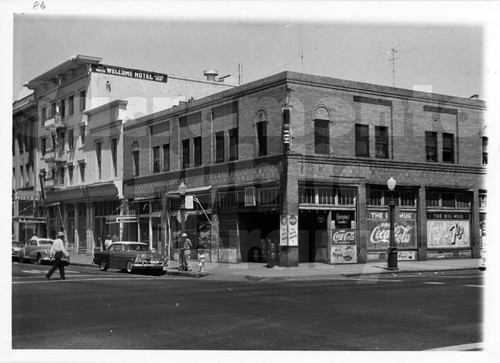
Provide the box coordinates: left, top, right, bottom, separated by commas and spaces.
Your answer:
123, 71, 487, 266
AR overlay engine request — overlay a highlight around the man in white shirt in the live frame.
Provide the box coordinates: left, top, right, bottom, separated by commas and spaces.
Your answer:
46, 231, 68, 280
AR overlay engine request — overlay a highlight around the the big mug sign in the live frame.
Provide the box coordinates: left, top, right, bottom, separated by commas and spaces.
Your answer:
367, 211, 417, 250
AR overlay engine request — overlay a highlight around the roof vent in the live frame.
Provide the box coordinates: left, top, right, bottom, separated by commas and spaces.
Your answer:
203, 69, 219, 81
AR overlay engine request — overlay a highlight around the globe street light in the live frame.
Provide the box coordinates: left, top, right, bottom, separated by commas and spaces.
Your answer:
387, 177, 399, 270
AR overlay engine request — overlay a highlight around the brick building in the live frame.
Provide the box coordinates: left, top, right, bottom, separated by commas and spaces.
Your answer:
23, 55, 234, 252
122, 71, 487, 266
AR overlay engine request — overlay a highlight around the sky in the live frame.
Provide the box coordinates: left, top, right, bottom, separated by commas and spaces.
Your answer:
8, 2, 493, 102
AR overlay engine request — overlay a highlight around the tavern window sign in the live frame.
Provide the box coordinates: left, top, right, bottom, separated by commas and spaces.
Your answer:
91, 64, 168, 83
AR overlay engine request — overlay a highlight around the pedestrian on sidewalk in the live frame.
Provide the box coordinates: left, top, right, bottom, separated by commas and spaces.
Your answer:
46, 231, 69, 280
196, 242, 206, 273
180, 233, 193, 271
104, 235, 112, 250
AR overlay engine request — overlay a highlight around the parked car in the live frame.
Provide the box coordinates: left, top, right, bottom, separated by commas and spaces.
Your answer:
18, 238, 54, 264
12, 241, 24, 262
93, 241, 165, 274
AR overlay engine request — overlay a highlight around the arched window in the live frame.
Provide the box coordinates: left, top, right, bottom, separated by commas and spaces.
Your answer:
132, 142, 140, 177
313, 106, 330, 154
255, 109, 268, 156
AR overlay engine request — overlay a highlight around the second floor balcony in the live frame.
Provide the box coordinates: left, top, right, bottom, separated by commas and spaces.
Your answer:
44, 115, 66, 130
43, 147, 66, 163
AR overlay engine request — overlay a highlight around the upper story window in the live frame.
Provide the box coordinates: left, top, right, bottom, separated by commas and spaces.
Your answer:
132, 142, 140, 177
96, 141, 102, 180
426, 191, 470, 209
59, 99, 65, 118
482, 137, 488, 165
314, 119, 330, 154
182, 139, 190, 169
194, 137, 202, 167
163, 144, 170, 172
299, 185, 356, 206
41, 138, 47, 156
229, 128, 238, 161
111, 138, 118, 177
80, 124, 86, 146
68, 164, 74, 185
68, 129, 74, 150
79, 90, 86, 112
442, 133, 455, 163
355, 124, 369, 157
215, 131, 225, 163
314, 107, 330, 155
41, 106, 47, 123
256, 110, 268, 157
375, 126, 388, 158
78, 161, 86, 183
49, 102, 56, 118
425, 131, 438, 162
152, 146, 160, 173
68, 95, 74, 116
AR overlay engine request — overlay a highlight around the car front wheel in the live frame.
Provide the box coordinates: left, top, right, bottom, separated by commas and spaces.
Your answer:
126, 261, 134, 273
100, 261, 108, 271
36, 254, 43, 264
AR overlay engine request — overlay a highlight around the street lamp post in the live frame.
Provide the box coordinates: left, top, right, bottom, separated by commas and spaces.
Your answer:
178, 182, 187, 236
387, 177, 399, 271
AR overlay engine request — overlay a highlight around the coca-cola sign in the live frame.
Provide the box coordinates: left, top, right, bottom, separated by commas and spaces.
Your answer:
367, 212, 417, 250
332, 229, 356, 245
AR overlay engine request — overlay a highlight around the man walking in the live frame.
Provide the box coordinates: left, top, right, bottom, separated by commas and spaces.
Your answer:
46, 232, 68, 280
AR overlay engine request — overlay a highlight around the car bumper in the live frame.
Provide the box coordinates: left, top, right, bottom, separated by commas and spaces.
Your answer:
132, 261, 164, 269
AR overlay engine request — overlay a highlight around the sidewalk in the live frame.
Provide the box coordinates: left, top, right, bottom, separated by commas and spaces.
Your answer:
68, 252, 482, 281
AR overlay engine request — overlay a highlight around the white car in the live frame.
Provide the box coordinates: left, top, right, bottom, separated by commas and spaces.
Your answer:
18, 238, 54, 264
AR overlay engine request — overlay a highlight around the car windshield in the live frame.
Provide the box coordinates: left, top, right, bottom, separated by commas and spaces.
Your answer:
124, 244, 149, 252
39, 240, 53, 245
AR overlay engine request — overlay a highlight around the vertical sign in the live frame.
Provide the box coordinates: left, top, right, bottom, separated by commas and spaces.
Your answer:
288, 215, 298, 246
280, 214, 298, 246
280, 215, 288, 246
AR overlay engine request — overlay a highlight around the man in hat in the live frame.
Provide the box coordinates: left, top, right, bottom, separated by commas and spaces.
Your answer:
104, 235, 112, 250
46, 232, 68, 280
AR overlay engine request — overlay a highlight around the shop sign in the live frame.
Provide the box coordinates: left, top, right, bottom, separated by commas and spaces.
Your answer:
332, 211, 355, 229
398, 251, 416, 261
288, 215, 298, 246
91, 64, 168, 83
332, 229, 356, 245
15, 190, 41, 201
280, 214, 298, 246
331, 245, 357, 264
427, 219, 470, 248
427, 212, 469, 220
280, 215, 288, 246
367, 211, 417, 250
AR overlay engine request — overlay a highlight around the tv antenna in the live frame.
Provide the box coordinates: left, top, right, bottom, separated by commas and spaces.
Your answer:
384, 42, 414, 87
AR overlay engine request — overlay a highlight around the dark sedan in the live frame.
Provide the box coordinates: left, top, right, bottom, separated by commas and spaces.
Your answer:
93, 241, 165, 274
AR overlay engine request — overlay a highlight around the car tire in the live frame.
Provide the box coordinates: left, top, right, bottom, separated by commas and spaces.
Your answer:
36, 254, 43, 265
100, 261, 108, 271
126, 261, 134, 273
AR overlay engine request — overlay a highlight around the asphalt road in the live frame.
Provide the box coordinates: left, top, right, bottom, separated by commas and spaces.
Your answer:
11, 262, 483, 351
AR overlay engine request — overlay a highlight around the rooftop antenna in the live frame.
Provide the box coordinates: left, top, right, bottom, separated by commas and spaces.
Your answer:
385, 41, 414, 87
